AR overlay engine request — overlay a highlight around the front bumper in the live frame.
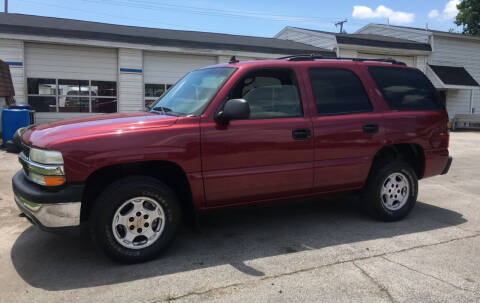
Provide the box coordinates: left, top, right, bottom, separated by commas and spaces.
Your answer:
12, 171, 84, 230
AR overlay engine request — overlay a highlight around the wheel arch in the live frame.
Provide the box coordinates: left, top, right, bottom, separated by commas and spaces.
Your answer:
81, 160, 196, 224
369, 143, 425, 179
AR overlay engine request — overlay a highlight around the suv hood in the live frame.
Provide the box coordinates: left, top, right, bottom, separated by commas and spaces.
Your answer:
22, 112, 178, 149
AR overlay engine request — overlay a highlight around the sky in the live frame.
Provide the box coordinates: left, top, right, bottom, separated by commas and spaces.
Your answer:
3, 0, 464, 37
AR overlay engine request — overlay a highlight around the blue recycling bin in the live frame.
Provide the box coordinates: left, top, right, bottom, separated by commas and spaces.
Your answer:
9, 103, 31, 110
1, 109, 30, 147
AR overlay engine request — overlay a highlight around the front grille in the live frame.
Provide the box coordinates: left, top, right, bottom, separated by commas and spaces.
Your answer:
21, 143, 30, 158
19, 143, 31, 177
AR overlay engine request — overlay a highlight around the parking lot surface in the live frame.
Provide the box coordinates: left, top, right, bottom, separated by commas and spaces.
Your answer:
0, 132, 479, 302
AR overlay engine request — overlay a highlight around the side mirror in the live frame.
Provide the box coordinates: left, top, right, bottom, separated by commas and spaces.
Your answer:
215, 99, 250, 124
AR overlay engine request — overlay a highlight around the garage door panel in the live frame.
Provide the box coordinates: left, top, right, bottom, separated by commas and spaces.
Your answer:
144, 52, 216, 84
25, 43, 117, 80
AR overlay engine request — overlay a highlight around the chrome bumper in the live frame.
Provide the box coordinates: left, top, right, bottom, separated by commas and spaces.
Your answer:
15, 193, 81, 228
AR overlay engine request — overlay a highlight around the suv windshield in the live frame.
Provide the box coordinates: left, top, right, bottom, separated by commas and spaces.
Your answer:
149, 67, 236, 116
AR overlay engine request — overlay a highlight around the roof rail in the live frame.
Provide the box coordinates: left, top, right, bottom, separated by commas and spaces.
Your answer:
277, 54, 326, 61
277, 54, 406, 66
351, 57, 407, 66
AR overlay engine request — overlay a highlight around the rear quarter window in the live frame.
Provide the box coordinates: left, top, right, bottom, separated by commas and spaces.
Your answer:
368, 66, 442, 110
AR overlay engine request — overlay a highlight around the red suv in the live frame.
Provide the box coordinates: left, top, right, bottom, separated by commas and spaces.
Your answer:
13, 55, 452, 263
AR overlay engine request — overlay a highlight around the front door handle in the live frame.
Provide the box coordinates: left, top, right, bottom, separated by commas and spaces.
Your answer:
362, 123, 379, 134
292, 128, 311, 140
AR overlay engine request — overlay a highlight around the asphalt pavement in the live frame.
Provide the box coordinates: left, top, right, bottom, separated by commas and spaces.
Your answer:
0, 132, 479, 302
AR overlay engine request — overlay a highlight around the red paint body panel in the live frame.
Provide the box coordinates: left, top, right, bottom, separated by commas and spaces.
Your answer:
23, 114, 204, 205
297, 64, 387, 191
201, 118, 314, 205
20, 59, 450, 211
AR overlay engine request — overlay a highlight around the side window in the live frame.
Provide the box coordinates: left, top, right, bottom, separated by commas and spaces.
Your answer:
309, 68, 372, 115
230, 69, 302, 119
368, 66, 442, 110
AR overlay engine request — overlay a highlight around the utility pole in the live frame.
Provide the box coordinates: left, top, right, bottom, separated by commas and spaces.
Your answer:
4, 0, 7, 14
335, 19, 347, 33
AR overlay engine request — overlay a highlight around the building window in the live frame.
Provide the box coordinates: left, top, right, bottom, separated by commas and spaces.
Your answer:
58, 79, 89, 112
27, 78, 117, 113
145, 83, 172, 108
27, 78, 57, 112
91, 81, 117, 113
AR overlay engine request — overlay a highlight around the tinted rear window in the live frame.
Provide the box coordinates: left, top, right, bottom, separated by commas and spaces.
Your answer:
309, 68, 372, 115
368, 66, 442, 110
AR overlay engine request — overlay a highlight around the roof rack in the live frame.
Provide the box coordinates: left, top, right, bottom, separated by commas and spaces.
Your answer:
277, 54, 326, 61
277, 54, 406, 66
229, 56, 240, 63
351, 57, 407, 65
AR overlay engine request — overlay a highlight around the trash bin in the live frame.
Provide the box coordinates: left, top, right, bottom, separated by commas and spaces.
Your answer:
1, 109, 30, 147
9, 103, 31, 110
8, 103, 35, 125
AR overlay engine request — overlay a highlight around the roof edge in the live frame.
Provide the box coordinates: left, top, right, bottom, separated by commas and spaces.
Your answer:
0, 13, 335, 56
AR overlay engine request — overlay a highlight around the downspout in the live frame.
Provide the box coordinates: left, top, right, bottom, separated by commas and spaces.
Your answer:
470, 89, 474, 114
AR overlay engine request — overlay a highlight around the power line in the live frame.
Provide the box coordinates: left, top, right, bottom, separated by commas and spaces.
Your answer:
108, 0, 372, 27
82, 0, 344, 24
19, 0, 374, 34
20, 0, 207, 30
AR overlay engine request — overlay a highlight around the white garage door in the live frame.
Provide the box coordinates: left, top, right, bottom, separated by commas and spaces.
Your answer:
357, 52, 415, 67
25, 43, 117, 123
25, 43, 117, 80
144, 52, 217, 85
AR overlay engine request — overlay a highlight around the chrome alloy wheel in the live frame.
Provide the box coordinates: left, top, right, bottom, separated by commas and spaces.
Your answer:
112, 197, 166, 249
380, 172, 410, 211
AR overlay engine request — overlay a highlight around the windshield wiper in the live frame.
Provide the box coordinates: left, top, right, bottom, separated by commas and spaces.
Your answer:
151, 106, 180, 116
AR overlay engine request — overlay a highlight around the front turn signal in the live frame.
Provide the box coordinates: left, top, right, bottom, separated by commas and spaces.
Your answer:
44, 176, 66, 186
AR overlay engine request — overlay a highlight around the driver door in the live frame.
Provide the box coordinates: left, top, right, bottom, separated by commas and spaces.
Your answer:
201, 68, 315, 206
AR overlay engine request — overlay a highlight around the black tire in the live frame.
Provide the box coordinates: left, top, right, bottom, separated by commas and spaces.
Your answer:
362, 160, 418, 221
90, 176, 181, 263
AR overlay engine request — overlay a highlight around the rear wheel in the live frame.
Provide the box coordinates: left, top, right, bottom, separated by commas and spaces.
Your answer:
90, 176, 181, 263
362, 160, 418, 221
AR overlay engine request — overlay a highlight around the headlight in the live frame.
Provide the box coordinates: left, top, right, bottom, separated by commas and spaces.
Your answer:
29, 148, 64, 165
19, 148, 66, 186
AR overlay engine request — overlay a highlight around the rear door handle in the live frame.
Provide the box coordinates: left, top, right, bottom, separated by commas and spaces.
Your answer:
362, 123, 379, 134
292, 128, 311, 140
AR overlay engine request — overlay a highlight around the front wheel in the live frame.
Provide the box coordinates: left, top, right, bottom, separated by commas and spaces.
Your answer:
362, 160, 418, 221
90, 176, 181, 263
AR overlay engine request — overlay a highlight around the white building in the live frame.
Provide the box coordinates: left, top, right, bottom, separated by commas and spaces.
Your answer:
0, 13, 334, 124
276, 25, 480, 120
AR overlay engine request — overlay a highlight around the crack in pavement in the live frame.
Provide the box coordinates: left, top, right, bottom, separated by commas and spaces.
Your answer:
352, 261, 396, 303
380, 255, 475, 294
149, 233, 480, 302
160, 282, 246, 302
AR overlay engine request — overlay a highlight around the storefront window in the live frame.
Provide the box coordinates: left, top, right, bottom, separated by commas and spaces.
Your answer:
145, 83, 171, 108
27, 78, 117, 113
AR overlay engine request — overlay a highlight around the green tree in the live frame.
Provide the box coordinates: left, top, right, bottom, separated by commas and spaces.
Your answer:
455, 0, 480, 35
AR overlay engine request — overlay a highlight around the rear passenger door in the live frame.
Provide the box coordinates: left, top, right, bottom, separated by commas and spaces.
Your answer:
306, 66, 385, 192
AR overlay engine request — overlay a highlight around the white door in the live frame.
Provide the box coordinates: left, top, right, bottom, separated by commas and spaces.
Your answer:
25, 43, 117, 123
144, 52, 216, 85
